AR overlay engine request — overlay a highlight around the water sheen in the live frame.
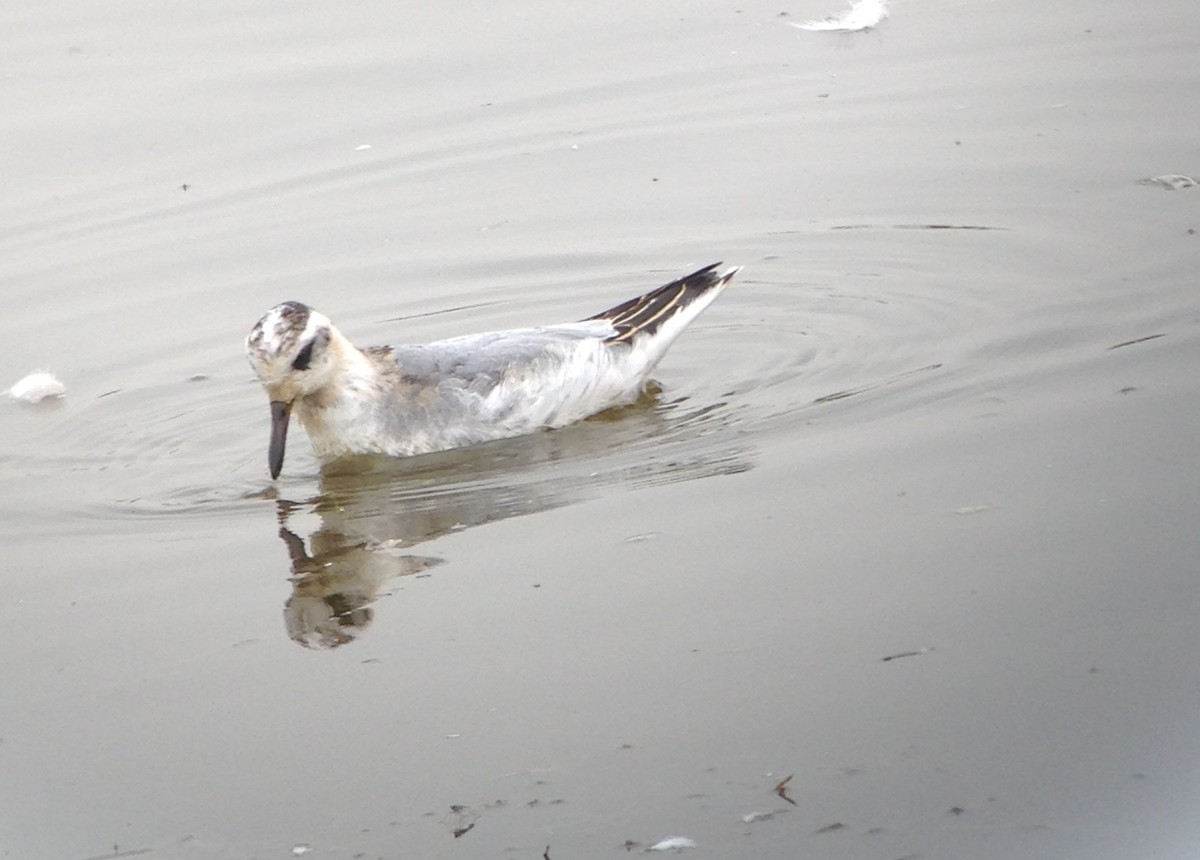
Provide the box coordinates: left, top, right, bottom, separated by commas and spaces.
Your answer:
3, 1, 1199, 858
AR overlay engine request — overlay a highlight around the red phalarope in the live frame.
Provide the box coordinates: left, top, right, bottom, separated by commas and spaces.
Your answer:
246, 262, 740, 479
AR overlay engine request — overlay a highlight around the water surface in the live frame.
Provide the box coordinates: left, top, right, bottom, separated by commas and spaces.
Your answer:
3, 1, 1199, 858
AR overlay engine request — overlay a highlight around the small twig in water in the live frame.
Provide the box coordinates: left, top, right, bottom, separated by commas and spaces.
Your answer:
774, 774, 797, 806
881, 647, 933, 662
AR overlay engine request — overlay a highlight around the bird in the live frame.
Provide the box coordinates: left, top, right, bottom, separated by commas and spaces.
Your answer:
245, 262, 740, 479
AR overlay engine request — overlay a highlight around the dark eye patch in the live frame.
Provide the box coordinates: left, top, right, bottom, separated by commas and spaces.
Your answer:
292, 340, 315, 371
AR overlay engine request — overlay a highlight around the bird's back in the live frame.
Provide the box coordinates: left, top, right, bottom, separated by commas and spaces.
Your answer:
377, 321, 633, 445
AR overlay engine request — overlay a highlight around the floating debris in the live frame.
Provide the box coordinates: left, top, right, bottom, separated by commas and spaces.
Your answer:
1107, 333, 1166, 351
790, 0, 888, 32
624, 532, 661, 543
831, 223, 1008, 231
291, 845, 311, 856
646, 836, 697, 852
814, 822, 847, 834
79, 847, 151, 860
1137, 174, 1196, 190
742, 810, 777, 824
9, 371, 65, 403
355, 143, 372, 151
774, 774, 797, 806
443, 804, 480, 838
881, 647, 934, 662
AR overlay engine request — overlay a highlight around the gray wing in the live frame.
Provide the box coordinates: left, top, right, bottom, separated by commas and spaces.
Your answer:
356, 320, 637, 451
388, 321, 615, 392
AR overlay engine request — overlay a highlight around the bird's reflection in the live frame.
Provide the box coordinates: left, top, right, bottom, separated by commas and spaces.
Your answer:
276, 521, 443, 648
270, 390, 752, 648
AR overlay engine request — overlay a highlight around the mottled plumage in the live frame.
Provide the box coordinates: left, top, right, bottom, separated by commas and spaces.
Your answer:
245, 263, 740, 478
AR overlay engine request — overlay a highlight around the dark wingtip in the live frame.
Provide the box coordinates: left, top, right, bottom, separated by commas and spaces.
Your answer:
587, 261, 737, 342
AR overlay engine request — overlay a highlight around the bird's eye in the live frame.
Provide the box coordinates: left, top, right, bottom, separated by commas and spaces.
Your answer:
292, 341, 315, 371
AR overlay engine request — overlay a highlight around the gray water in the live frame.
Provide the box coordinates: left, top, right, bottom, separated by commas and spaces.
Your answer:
3, 1, 1199, 858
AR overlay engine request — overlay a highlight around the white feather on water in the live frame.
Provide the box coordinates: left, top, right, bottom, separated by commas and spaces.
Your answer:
646, 836, 697, 852
9, 371, 66, 403
791, 0, 888, 32
1137, 174, 1197, 190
